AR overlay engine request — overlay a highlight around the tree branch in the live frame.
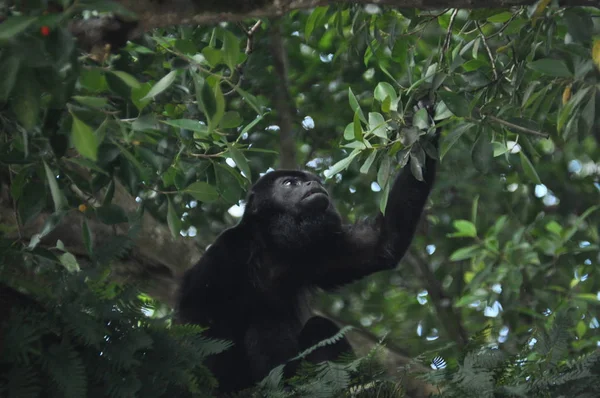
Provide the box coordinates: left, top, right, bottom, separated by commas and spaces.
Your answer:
0, 177, 199, 304
70, 0, 599, 52
268, 20, 298, 169
119, 0, 599, 33
405, 251, 468, 349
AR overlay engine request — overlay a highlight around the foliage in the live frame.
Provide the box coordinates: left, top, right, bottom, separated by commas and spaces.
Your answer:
422, 313, 600, 398
1, 0, 600, 397
0, 268, 230, 397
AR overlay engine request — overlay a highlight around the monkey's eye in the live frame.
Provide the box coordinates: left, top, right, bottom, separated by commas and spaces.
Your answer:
282, 178, 300, 186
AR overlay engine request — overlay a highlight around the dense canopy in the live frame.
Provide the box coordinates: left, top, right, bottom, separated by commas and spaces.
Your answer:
0, 1, 599, 397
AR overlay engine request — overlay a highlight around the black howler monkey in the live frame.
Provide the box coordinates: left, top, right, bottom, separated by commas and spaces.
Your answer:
176, 101, 439, 393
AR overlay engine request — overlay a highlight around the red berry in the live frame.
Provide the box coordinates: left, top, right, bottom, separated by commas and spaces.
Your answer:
40, 26, 50, 36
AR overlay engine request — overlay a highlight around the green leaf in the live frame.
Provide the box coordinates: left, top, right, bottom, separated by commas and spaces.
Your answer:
185, 181, 220, 203
175, 38, 197, 54
576, 320, 587, 338
449, 220, 478, 238
228, 145, 252, 180
564, 9, 593, 43
528, 59, 572, 77
409, 151, 424, 181
487, 215, 508, 237
440, 122, 474, 159
0, 56, 20, 101
235, 86, 263, 116
353, 111, 363, 141
449, 244, 481, 261
360, 150, 377, 174
368, 112, 387, 138
141, 70, 178, 100
162, 119, 209, 137
166, 198, 181, 238
374, 82, 398, 111
469, 9, 505, 20
132, 114, 158, 131
59, 252, 80, 273
348, 87, 366, 123
545, 220, 563, 236
241, 114, 265, 136
379, 181, 390, 214
325, 149, 360, 178
212, 81, 226, 129
487, 11, 513, 23
71, 114, 99, 161
103, 179, 115, 206
412, 108, 430, 130
131, 83, 152, 111
305, 7, 329, 40
222, 30, 241, 71
581, 93, 595, 134
343, 122, 354, 140
471, 130, 493, 174
112, 141, 151, 181
43, 161, 66, 211
575, 293, 600, 303
377, 155, 391, 188
11, 70, 40, 131
562, 205, 599, 243
220, 111, 243, 129
202, 47, 222, 67
63, 157, 109, 176
0, 16, 36, 40
471, 195, 479, 224
28, 212, 65, 250
519, 152, 541, 184
79, 68, 107, 93
381, 96, 391, 113
199, 78, 217, 119
434, 100, 453, 121
438, 91, 470, 117
398, 127, 418, 147
72, 96, 108, 109
215, 164, 243, 204
558, 86, 592, 133
109, 71, 141, 89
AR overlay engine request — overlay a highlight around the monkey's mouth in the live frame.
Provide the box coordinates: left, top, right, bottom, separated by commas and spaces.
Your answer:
302, 188, 328, 200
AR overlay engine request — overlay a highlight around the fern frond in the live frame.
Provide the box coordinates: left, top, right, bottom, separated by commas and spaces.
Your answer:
42, 340, 87, 398
95, 235, 135, 266
4, 365, 41, 398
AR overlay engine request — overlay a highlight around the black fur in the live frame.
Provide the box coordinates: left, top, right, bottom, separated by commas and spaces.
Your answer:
176, 103, 438, 393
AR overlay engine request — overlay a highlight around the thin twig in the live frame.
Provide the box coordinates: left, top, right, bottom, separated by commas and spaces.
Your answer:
483, 114, 549, 138
401, 9, 449, 37
188, 151, 226, 158
245, 20, 263, 55
440, 9, 459, 64
486, 12, 519, 40
140, 184, 179, 194
7, 165, 22, 240
224, 20, 263, 97
476, 21, 498, 80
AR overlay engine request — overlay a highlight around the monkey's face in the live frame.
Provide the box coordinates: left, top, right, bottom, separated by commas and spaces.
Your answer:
271, 174, 330, 215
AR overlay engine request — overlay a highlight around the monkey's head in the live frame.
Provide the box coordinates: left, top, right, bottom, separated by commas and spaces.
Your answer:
241, 170, 342, 246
